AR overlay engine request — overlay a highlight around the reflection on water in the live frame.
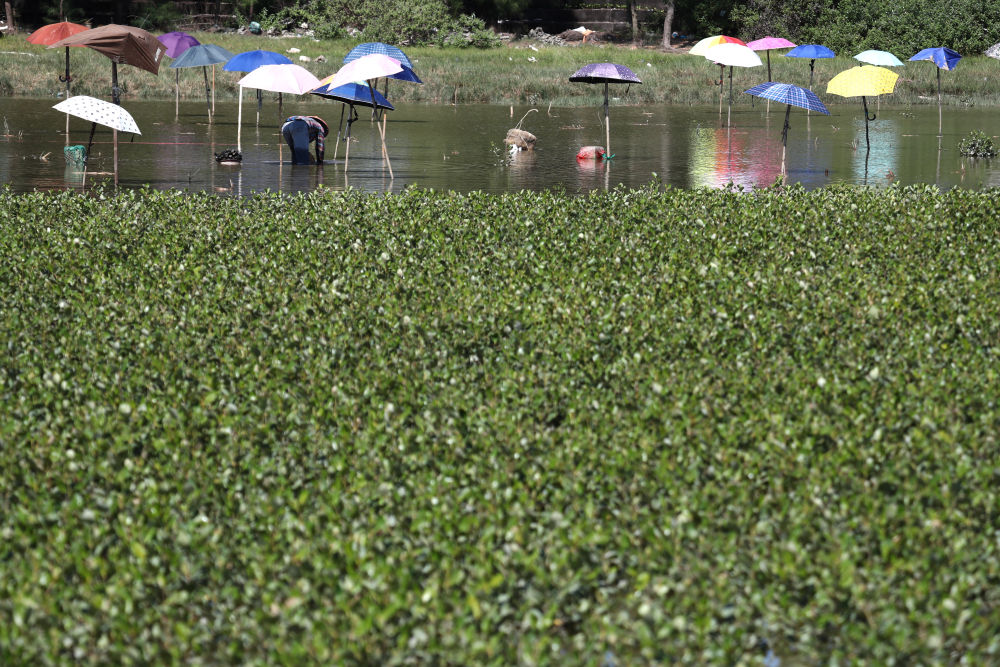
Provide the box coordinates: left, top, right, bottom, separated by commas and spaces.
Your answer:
2, 97, 1000, 195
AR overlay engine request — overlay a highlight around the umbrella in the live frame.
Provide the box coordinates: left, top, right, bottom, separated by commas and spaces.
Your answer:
310, 81, 394, 166
704, 44, 762, 126
169, 43, 234, 120
50, 24, 163, 186
344, 42, 414, 69
569, 62, 641, 156
909, 47, 962, 135
236, 64, 321, 153
744, 81, 829, 174
986, 42, 1000, 60
747, 36, 796, 82
854, 50, 904, 67
321, 54, 405, 176
689, 35, 746, 56
53, 95, 140, 183
784, 44, 835, 89
224, 50, 294, 126
158, 31, 199, 58
827, 65, 899, 150
27, 21, 90, 135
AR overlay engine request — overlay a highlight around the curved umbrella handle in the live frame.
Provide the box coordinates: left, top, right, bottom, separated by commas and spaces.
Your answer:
59, 74, 72, 83
865, 110, 877, 122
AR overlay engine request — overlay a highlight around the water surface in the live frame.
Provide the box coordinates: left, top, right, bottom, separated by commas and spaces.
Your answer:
1, 97, 997, 194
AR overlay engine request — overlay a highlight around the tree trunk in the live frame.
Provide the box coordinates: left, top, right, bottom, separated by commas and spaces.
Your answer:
662, 0, 675, 48
629, 1, 639, 45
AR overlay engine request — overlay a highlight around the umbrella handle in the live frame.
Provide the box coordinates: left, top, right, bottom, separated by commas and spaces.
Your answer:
60, 74, 72, 83
865, 110, 877, 122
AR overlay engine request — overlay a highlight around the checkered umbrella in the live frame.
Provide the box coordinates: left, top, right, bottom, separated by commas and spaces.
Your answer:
744, 82, 828, 174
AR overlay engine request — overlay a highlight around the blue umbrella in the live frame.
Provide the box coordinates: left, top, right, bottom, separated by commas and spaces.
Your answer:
310, 81, 394, 165
784, 44, 836, 89
169, 44, 235, 120
745, 81, 829, 173
344, 42, 413, 69
854, 49, 904, 67
224, 50, 293, 126
909, 47, 962, 135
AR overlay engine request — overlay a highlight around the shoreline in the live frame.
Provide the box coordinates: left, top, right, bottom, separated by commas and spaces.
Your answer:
3, 32, 1000, 108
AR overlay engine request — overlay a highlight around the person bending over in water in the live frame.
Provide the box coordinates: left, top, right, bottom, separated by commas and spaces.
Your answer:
281, 115, 329, 164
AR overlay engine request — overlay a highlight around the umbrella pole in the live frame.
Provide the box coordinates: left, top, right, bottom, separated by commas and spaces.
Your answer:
718, 64, 724, 116
604, 82, 610, 155
111, 62, 120, 105
727, 66, 733, 127
279, 92, 283, 118
175, 69, 179, 119
114, 129, 119, 186
334, 103, 344, 161
766, 51, 771, 114
212, 65, 216, 115
807, 60, 814, 115
345, 104, 354, 171
257, 88, 261, 127
64, 47, 72, 139
937, 67, 942, 136
237, 85, 243, 153
862, 95, 871, 151
781, 103, 791, 175
203, 66, 212, 122
369, 82, 392, 178
86, 121, 97, 157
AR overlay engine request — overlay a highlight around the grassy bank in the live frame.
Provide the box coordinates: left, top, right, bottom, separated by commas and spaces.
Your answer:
2, 184, 999, 663
3, 31, 1000, 107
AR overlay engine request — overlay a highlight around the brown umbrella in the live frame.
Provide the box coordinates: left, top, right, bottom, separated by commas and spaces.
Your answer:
49, 24, 163, 185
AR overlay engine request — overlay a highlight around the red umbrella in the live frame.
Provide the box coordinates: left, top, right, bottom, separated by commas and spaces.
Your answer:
27, 22, 90, 107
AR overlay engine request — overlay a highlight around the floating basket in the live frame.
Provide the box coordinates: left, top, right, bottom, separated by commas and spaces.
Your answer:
64, 145, 86, 167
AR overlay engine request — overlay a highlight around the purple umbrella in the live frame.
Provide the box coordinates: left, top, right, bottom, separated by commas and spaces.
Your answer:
569, 63, 642, 156
158, 31, 199, 58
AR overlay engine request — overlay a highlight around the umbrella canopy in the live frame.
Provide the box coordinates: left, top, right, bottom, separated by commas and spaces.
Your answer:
50, 24, 164, 76
170, 43, 234, 68
310, 81, 394, 109
986, 42, 1000, 60
827, 65, 899, 97
827, 65, 898, 150
785, 44, 835, 60
745, 81, 829, 113
689, 35, 746, 56
158, 31, 199, 59
321, 53, 404, 90
569, 62, 641, 155
704, 43, 763, 68
169, 44, 235, 120
854, 49, 904, 67
344, 42, 413, 69
223, 49, 293, 72
745, 81, 829, 174
909, 47, 962, 71
53, 94, 141, 134
239, 63, 321, 95
388, 63, 423, 84
26, 21, 89, 45
746, 36, 796, 51
569, 62, 643, 84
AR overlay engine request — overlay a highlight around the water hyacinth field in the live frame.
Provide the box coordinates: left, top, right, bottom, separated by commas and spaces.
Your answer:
1, 184, 999, 663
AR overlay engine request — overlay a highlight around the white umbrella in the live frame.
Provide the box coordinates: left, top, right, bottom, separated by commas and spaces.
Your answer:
704, 44, 763, 126
53, 95, 141, 184
236, 64, 322, 153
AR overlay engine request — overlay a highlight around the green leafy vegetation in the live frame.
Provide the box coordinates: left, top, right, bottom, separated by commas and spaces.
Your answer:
958, 130, 998, 158
2, 183, 999, 663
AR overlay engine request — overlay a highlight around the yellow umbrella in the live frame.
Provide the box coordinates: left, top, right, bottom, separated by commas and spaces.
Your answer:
826, 65, 899, 150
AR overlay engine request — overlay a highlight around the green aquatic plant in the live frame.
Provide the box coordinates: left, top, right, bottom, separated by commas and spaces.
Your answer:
1, 184, 1000, 663
958, 130, 998, 157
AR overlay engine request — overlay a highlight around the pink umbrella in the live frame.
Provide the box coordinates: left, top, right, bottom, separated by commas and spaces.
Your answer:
318, 54, 403, 176
747, 36, 796, 82
236, 64, 321, 152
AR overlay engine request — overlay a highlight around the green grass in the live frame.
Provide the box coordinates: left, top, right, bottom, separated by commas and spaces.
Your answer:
2, 184, 999, 663
3, 31, 1000, 107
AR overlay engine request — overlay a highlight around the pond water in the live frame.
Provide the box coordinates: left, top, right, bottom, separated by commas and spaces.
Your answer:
1, 96, 998, 194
